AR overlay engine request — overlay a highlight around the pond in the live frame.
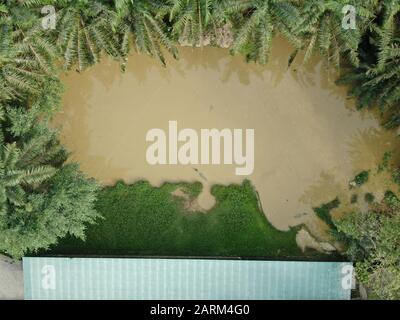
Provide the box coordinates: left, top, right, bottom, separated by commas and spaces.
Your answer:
54, 38, 400, 235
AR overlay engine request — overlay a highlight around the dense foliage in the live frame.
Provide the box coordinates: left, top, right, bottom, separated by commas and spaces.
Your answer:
337, 0, 400, 128
0, 95, 100, 259
335, 192, 400, 300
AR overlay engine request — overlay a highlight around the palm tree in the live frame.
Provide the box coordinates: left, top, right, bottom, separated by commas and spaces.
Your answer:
230, 0, 302, 65
337, 0, 400, 127
0, 103, 99, 259
167, 0, 233, 47
0, 106, 65, 213
56, 0, 120, 71
113, 0, 177, 67
298, 0, 374, 67
0, 2, 57, 100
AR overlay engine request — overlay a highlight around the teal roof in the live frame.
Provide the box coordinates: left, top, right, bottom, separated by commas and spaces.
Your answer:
23, 257, 352, 300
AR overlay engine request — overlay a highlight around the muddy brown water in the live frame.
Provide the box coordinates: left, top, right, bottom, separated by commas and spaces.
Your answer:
54, 39, 400, 235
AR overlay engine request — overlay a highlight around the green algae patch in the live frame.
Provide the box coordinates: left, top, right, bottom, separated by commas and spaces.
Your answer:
50, 180, 303, 258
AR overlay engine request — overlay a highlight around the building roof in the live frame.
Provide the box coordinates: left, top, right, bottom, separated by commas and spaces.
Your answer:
23, 257, 352, 300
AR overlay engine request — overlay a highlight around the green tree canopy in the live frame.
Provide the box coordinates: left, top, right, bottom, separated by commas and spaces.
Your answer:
55, 0, 120, 71
0, 1, 58, 100
335, 192, 400, 300
299, 0, 374, 67
113, 0, 178, 66
0, 101, 100, 259
230, 0, 302, 64
337, 0, 400, 128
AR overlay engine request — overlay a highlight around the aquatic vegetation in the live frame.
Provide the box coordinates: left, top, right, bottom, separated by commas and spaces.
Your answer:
313, 197, 340, 230
351, 170, 370, 187
364, 192, 375, 203
50, 180, 304, 258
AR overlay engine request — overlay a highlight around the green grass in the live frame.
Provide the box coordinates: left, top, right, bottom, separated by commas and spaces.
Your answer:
48, 180, 304, 257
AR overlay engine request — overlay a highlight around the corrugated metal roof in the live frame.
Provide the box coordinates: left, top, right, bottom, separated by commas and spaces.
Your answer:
23, 257, 352, 300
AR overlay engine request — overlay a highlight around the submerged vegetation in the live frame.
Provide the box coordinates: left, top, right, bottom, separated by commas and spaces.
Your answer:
0, 0, 399, 298
313, 197, 340, 230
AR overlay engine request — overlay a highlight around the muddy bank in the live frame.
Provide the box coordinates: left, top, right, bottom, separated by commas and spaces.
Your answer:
54, 38, 399, 234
